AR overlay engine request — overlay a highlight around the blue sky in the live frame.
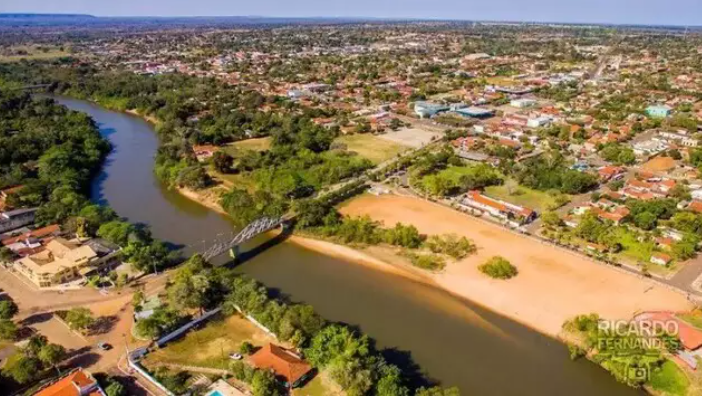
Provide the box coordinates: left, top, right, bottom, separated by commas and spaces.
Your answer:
1, 0, 700, 26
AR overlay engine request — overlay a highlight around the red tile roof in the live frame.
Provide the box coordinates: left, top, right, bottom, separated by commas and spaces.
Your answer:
249, 344, 312, 386
34, 369, 103, 396
637, 312, 702, 351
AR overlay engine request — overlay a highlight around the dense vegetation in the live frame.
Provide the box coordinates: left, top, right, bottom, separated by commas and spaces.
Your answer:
563, 314, 684, 392
514, 152, 598, 194
154, 254, 459, 396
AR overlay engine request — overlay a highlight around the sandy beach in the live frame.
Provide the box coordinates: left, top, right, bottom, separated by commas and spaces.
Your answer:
340, 194, 693, 336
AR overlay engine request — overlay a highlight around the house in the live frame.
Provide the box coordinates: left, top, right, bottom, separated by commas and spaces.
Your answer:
249, 343, 313, 388
414, 101, 449, 118
597, 166, 625, 182
635, 311, 702, 353
0, 208, 37, 233
651, 252, 672, 266
452, 107, 495, 119
458, 190, 537, 226
33, 368, 106, 396
14, 238, 121, 288
646, 105, 672, 118
1, 224, 61, 258
192, 145, 219, 162
510, 98, 537, 108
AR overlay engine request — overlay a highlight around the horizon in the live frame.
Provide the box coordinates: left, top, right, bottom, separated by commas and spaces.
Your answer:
1, 0, 701, 27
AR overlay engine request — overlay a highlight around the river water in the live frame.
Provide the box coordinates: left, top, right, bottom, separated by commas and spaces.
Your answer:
56, 97, 639, 396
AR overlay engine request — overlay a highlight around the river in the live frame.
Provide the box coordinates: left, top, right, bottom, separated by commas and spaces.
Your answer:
56, 97, 639, 396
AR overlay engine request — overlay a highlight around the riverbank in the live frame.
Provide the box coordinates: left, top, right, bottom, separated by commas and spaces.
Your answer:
174, 182, 691, 339
339, 194, 693, 337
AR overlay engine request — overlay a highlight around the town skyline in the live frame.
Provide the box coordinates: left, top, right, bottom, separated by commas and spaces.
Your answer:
1, 0, 701, 26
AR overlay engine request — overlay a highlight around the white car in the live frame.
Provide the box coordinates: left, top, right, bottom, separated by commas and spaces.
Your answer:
229, 353, 243, 360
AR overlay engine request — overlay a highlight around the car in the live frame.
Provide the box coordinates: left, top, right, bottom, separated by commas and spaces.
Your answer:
229, 353, 243, 360
97, 342, 112, 351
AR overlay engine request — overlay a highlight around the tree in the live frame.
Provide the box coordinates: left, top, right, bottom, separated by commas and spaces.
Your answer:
38, 343, 67, 375
0, 247, 16, 263
0, 319, 18, 340
105, 381, 127, 396
541, 211, 563, 228
415, 386, 461, 396
25, 335, 48, 357
2, 353, 41, 384
212, 151, 234, 173
305, 324, 369, 368
479, 256, 518, 279
251, 369, 281, 396
135, 317, 162, 340
0, 300, 18, 320
65, 307, 95, 333
375, 363, 409, 396
132, 290, 145, 312
240, 341, 255, 355
328, 356, 372, 396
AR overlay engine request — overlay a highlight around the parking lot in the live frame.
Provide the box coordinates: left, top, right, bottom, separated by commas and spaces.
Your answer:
377, 127, 440, 148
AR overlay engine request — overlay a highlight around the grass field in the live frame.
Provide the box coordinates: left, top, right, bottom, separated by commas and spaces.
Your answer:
484, 180, 564, 212
335, 134, 409, 164
224, 137, 272, 157
649, 360, 689, 396
0, 46, 70, 63
143, 313, 331, 395
143, 314, 275, 370
210, 167, 258, 192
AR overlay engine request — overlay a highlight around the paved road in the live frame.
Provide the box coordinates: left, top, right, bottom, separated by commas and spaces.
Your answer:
0, 266, 169, 375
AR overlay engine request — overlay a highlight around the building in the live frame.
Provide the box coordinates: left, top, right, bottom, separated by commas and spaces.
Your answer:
452, 107, 495, 119
0, 208, 37, 233
249, 343, 313, 388
14, 238, 120, 288
414, 101, 449, 118
33, 368, 106, 396
458, 190, 537, 226
1, 224, 61, 258
657, 131, 698, 147
646, 105, 672, 119
510, 98, 537, 108
192, 145, 219, 162
651, 252, 672, 266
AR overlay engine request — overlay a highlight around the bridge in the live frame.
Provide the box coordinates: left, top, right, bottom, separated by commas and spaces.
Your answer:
202, 216, 286, 260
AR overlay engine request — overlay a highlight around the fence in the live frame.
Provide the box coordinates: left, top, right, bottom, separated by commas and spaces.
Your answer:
156, 307, 222, 348
127, 355, 175, 396
231, 304, 278, 339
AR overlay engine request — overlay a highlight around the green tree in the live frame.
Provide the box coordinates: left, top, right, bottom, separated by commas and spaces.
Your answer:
105, 381, 127, 396
251, 369, 281, 396
212, 151, 234, 174
479, 256, 518, 279
0, 319, 18, 340
0, 300, 18, 320
38, 343, 67, 375
2, 353, 41, 384
415, 386, 461, 396
65, 307, 95, 333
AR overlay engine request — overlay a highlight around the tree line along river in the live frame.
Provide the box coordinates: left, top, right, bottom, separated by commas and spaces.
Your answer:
55, 96, 641, 396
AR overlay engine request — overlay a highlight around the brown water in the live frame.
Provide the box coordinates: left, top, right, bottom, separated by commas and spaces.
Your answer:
57, 97, 640, 396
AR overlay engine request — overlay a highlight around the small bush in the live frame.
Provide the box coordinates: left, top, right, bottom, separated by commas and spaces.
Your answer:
479, 256, 518, 279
